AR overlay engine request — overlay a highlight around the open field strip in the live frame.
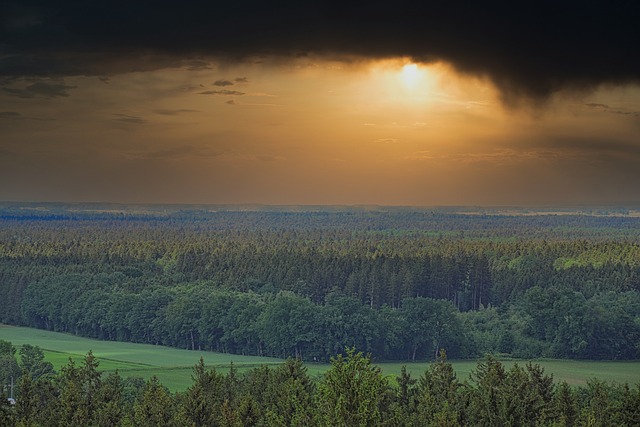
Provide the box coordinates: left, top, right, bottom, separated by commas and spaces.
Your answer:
3, 325, 640, 391
369, 359, 640, 387
0, 324, 282, 390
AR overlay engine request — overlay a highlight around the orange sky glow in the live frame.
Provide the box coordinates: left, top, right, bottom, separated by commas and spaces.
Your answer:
1, 57, 640, 205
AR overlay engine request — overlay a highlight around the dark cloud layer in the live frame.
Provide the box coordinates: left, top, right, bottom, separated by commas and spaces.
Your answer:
1, 1, 639, 103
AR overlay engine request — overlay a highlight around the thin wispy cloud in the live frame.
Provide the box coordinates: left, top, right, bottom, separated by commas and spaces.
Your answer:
3, 81, 76, 99
186, 60, 213, 71
198, 89, 245, 96
584, 103, 640, 117
0, 111, 55, 121
213, 79, 234, 87
113, 114, 147, 124
116, 145, 224, 161
153, 109, 199, 115
255, 155, 286, 162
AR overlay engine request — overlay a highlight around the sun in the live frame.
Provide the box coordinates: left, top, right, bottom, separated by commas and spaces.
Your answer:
401, 63, 421, 88
359, 59, 439, 106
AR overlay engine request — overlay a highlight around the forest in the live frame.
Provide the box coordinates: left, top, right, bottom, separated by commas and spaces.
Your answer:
1, 204, 640, 362
1, 341, 639, 427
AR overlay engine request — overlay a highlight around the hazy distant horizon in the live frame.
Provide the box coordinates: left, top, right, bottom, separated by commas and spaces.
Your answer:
3, 200, 640, 213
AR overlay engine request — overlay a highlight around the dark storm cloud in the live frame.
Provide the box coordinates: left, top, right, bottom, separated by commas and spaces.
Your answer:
235, 77, 249, 83
1, 1, 639, 102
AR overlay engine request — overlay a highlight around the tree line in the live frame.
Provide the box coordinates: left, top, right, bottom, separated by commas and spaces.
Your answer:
2, 340, 639, 427
1, 209, 640, 360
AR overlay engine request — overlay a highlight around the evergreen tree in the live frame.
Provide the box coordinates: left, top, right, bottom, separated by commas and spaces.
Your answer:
554, 381, 578, 427
314, 348, 391, 427
179, 358, 226, 427
415, 350, 462, 426
15, 374, 38, 427
132, 376, 175, 427
93, 371, 126, 427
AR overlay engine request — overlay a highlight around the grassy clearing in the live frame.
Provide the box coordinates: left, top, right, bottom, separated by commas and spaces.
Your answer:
373, 359, 640, 387
0, 324, 281, 391
2, 324, 639, 391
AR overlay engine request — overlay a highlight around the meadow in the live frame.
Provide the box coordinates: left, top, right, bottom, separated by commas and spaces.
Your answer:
2, 324, 639, 392
0, 324, 281, 391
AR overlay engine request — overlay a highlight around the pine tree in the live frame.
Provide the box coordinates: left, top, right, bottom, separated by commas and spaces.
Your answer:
314, 348, 391, 427
179, 357, 226, 427
132, 376, 174, 427
554, 381, 578, 427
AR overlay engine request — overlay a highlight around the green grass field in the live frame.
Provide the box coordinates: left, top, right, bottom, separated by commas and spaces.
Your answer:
369, 359, 640, 387
0, 324, 282, 391
2, 324, 639, 391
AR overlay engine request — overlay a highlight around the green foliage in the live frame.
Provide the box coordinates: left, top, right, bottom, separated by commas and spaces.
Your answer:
18, 344, 54, 380
314, 348, 391, 426
1, 208, 640, 363
132, 376, 174, 427
2, 348, 640, 426
466, 356, 558, 427
0, 392, 16, 427
414, 351, 463, 426
554, 381, 578, 427
55, 351, 105, 427
179, 357, 227, 426
243, 358, 315, 427
0, 340, 21, 402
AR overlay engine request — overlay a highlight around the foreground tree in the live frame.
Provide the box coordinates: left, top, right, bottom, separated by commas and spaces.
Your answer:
19, 344, 54, 381
55, 351, 102, 427
314, 348, 391, 427
249, 358, 315, 427
131, 376, 175, 427
414, 350, 463, 426
178, 358, 226, 426
0, 340, 21, 399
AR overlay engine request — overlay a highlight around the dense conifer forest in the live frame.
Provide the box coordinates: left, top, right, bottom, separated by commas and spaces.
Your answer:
1, 204, 639, 362
2, 342, 639, 427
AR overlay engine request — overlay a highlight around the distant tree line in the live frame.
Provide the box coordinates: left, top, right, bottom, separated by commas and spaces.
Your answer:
2, 340, 640, 427
1, 209, 640, 360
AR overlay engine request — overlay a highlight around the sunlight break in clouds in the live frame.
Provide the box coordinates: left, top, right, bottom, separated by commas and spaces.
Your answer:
0, 55, 639, 205
401, 63, 420, 88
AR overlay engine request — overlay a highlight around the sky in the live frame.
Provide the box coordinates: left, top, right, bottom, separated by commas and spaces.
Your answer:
1, 1, 640, 206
